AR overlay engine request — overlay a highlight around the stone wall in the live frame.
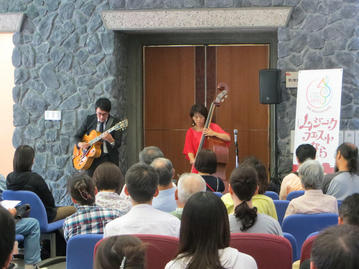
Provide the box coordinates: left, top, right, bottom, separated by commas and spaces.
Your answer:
0, 0, 358, 203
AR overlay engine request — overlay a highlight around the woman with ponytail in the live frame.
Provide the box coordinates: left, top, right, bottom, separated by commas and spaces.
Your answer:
63, 173, 123, 241
229, 165, 282, 235
165, 192, 257, 269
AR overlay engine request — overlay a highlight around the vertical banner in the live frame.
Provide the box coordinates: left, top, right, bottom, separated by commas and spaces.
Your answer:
293, 69, 343, 173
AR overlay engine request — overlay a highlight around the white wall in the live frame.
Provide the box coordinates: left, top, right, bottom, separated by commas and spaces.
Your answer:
0, 33, 14, 177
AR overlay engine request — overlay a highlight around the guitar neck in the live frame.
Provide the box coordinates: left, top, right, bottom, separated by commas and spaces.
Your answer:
88, 124, 120, 146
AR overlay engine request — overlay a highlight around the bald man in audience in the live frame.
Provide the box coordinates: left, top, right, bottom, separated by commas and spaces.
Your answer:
151, 157, 177, 212
171, 173, 206, 219
310, 224, 359, 269
139, 146, 164, 165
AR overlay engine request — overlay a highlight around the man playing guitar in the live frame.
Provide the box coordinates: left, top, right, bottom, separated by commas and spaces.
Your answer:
74, 98, 122, 176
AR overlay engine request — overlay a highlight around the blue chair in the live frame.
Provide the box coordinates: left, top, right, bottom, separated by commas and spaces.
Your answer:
213, 192, 223, 198
264, 191, 279, 200
282, 213, 338, 259
15, 234, 24, 242
3, 190, 64, 257
66, 234, 103, 269
274, 200, 290, 225
283, 232, 298, 261
306, 231, 319, 240
286, 190, 304, 201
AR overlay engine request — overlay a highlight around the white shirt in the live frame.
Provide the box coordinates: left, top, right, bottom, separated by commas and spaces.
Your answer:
165, 247, 257, 269
104, 203, 180, 238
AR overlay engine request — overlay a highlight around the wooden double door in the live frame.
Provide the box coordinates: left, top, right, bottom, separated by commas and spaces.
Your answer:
144, 45, 270, 180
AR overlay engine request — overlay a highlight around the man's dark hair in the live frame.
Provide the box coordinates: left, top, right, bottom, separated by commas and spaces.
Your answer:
0, 207, 15, 268
68, 173, 96, 205
194, 149, 217, 175
150, 158, 173, 186
337, 143, 358, 173
296, 144, 316, 164
311, 224, 359, 269
13, 145, 35, 172
138, 146, 164, 165
339, 193, 359, 226
240, 156, 268, 194
125, 163, 159, 203
95, 98, 111, 112
93, 162, 125, 193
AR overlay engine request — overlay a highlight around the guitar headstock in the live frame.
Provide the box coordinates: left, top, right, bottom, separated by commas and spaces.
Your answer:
213, 82, 229, 106
113, 119, 128, 131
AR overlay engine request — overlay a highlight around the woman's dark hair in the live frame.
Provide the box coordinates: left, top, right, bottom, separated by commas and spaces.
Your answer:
337, 143, 358, 173
94, 235, 146, 269
241, 156, 268, 194
177, 192, 229, 269
93, 162, 125, 193
68, 173, 96, 205
189, 104, 208, 125
13, 145, 35, 172
194, 149, 217, 174
230, 165, 258, 231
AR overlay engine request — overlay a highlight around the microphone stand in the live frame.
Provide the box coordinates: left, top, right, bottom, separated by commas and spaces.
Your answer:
234, 129, 239, 168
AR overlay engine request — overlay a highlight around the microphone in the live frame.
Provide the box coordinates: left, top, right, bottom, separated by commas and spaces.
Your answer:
234, 129, 238, 144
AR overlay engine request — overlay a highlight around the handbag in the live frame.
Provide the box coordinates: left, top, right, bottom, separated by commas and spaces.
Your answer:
14, 204, 31, 222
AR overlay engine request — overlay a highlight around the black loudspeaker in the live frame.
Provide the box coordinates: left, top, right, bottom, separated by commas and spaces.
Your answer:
259, 69, 281, 104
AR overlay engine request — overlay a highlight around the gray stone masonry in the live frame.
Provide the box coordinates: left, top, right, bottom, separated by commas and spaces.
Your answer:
0, 0, 358, 204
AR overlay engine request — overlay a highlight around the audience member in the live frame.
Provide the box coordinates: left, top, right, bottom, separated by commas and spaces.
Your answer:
325, 143, 359, 200
93, 162, 131, 213
6, 145, 76, 222
165, 192, 257, 269
151, 158, 177, 212
0, 207, 15, 269
63, 173, 122, 241
94, 235, 146, 269
222, 157, 278, 220
139, 146, 164, 165
104, 163, 180, 237
284, 160, 338, 218
280, 144, 316, 200
310, 224, 359, 269
338, 193, 359, 225
194, 149, 225, 192
228, 165, 282, 235
171, 173, 206, 219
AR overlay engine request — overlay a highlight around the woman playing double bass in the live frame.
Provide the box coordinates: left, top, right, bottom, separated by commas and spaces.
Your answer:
183, 104, 230, 172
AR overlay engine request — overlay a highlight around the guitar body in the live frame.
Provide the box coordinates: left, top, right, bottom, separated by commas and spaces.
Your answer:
73, 130, 102, 170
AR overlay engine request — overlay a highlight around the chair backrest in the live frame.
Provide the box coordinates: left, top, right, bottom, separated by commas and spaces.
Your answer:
282, 213, 338, 259
94, 234, 179, 269
264, 191, 279, 200
274, 200, 290, 225
3, 190, 49, 230
67, 234, 103, 269
283, 232, 298, 261
300, 234, 318, 264
230, 233, 292, 269
286, 190, 305, 201
337, 199, 342, 209
135, 234, 179, 269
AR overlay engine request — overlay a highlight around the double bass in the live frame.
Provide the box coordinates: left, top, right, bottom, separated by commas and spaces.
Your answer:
195, 83, 229, 181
